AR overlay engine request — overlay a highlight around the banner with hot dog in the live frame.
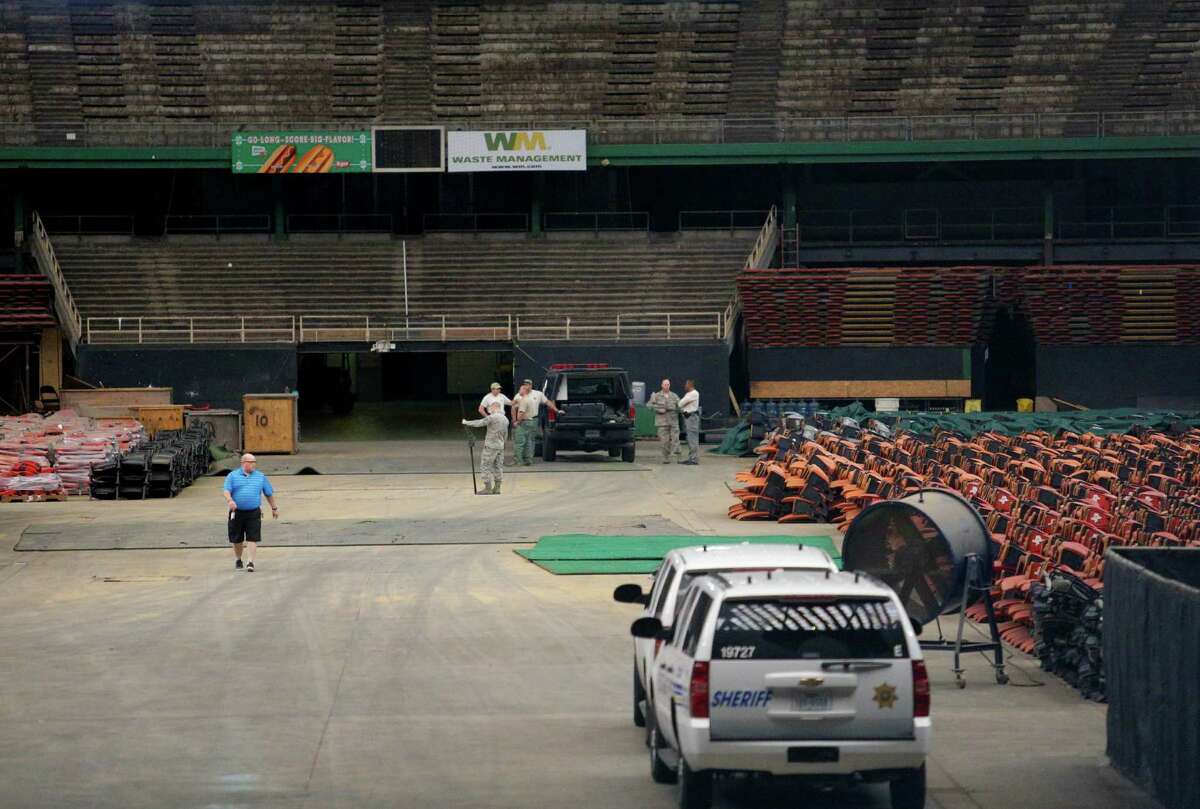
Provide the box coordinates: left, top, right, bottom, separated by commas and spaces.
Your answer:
232, 131, 372, 174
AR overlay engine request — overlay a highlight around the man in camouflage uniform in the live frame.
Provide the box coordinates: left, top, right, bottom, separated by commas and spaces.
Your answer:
647, 378, 681, 464
462, 401, 510, 494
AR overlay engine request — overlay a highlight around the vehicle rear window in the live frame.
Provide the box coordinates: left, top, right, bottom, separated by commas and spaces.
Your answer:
713, 598, 909, 660
557, 375, 624, 399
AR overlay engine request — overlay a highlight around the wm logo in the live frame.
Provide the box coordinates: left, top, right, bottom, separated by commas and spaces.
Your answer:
483, 131, 547, 151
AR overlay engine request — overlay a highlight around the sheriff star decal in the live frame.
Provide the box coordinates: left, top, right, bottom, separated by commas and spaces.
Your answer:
873, 683, 898, 709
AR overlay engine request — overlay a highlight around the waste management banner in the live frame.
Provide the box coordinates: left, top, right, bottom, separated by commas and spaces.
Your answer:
232, 131, 372, 174
447, 130, 587, 172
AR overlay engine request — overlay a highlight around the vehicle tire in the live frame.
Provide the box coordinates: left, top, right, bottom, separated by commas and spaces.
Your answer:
542, 436, 557, 462
649, 725, 677, 784
677, 757, 713, 809
609, 447, 621, 458
622, 444, 636, 463
889, 765, 926, 809
633, 665, 646, 727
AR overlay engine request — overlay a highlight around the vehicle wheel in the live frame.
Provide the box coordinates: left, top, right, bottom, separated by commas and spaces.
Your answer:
649, 725, 677, 784
889, 765, 926, 809
622, 444, 636, 463
542, 436, 556, 462
677, 757, 713, 809
633, 665, 646, 727
609, 447, 621, 458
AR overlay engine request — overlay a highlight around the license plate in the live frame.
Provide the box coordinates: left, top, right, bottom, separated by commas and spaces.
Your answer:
788, 746, 839, 763
794, 693, 832, 712
585, 429, 601, 438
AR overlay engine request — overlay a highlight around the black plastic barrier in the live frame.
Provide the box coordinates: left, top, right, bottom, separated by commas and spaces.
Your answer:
1105, 548, 1200, 809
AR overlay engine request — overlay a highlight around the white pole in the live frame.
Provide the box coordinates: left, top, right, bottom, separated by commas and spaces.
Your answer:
402, 239, 409, 330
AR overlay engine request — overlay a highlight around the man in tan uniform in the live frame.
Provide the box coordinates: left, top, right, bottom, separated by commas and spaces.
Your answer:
647, 378, 681, 464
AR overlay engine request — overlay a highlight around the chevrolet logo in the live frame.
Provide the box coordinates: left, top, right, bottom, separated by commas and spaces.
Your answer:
798, 676, 825, 687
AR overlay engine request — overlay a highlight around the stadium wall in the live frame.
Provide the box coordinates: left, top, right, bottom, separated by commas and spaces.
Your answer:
77, 346, 297, 411
1037, 346, 1200, 409
513, 342, 729, 410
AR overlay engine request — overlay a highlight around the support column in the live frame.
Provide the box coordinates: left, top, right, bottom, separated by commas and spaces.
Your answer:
781, 166, 798, 230
1042, 184, 1055, 265
273, 176, 286, 240
531, 174, 544, 236
39, 327, 62, 392
13, 186, 25, 247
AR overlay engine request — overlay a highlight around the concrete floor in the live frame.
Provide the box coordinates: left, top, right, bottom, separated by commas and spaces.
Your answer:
0, 440, 1158, 809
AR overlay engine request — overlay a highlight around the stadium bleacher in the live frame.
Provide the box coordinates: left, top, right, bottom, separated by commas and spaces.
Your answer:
52, 230, 756, 338
0, 1, 1198, 129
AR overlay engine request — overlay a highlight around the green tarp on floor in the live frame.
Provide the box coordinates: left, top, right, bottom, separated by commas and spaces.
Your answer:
516, 534, 841, 575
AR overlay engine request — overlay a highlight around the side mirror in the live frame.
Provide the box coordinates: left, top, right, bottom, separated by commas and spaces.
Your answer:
910, 620, 924, 637
630, 616, 664, 639
613, 583, 647, 605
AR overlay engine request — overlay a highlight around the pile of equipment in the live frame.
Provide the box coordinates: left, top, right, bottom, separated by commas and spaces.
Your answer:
1031, 572, 1105, 701
727, 411, 1199, 690
0, 411, 143, 499
90, 422, 214, 499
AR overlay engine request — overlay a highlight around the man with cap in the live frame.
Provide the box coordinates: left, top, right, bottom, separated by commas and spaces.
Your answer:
462, 401, 509, 494
647, 378, 681, 464
478, 382, 512, 417
222, 453, 279, 572
511, 379, 558, 466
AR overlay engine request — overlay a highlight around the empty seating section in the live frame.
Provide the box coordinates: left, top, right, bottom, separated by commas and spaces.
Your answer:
52, 232, 754, 333
1, 1, 1198, 130
0, 276, 56, 329
738, 265, 1200, 349
738, 267, 990, 347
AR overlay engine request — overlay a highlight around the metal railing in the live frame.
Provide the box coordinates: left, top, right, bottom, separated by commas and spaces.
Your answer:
679, 210, 770, 232
163, 214, 272, 235
84, 311, 726, 344
286, 213, 393, 234
4, 110, 1198, 148
86, 316, 296, 344
29, 212, 83, 350
40, 214, 135, 236
542, 211, 649, 232
1056, 206, 1200, 240
422, 212, 530, 232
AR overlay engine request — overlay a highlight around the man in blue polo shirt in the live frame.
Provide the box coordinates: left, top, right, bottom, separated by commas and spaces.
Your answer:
222, 453, 279, 572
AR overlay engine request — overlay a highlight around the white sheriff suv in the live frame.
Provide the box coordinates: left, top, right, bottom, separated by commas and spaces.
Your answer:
631, 569, 931, 809
613, 544, 839, 732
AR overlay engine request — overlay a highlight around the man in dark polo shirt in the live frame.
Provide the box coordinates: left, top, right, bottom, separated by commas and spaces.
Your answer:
222, 453, 279, 572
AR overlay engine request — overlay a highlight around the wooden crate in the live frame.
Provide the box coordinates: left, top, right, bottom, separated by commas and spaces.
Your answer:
185, 409, 243, 451
243, 394, 298, 454
61, 387, 172, 418
134, 405, 185, 437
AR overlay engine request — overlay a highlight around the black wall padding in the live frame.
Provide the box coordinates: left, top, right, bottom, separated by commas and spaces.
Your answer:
1105, 548, 1200, 809
78, 346, 297, 411
749, 346, 968, 382
1038, 346, 1200, 409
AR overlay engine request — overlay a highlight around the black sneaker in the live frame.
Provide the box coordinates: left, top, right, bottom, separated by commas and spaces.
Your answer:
235, 559, 244, 570
246, 562, 255, 573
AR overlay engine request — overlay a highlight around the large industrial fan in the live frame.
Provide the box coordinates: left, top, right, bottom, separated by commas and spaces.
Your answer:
843, 488, 1008, 687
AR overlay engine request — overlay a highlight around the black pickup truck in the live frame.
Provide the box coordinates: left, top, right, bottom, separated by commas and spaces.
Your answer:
538, 364, 636, 462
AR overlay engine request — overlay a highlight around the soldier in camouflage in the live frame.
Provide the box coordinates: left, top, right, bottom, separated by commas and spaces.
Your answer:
462, 401, 510, 494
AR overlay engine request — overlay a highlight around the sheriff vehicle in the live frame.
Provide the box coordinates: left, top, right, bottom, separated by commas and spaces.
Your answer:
631, 569, 930, 809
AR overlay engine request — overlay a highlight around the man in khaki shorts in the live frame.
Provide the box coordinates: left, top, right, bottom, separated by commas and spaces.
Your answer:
511, 379, 558, 466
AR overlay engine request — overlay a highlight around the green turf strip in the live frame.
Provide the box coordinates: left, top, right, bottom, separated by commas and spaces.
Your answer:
515, 534, 840, 575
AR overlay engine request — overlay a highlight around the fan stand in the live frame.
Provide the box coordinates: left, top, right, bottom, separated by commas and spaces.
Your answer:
920, 554, 1009, 688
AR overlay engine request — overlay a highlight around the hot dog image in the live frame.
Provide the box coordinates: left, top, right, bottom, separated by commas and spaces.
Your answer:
294, 145, 334, 173
256, 144, 296, 173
